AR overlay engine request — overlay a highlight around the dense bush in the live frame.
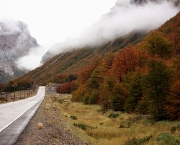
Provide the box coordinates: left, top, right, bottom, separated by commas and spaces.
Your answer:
108, 113, 119, 118
124, 135, 152, 145
73, 123, 86, 130
156, 133, 180, 145
70, 115, 77, 120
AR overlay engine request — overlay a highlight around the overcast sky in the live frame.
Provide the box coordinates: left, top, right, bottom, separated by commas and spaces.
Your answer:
0, 0, 116, 48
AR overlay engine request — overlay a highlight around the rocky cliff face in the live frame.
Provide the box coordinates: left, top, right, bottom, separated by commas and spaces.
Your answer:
0, 19, 39, 83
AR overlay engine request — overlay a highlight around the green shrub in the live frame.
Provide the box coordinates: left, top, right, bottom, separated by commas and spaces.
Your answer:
70, 115, 77, 120
119, 122, 131, 128
156, 133, 180, 145
170, 125, 180, 134
73, 123, 86, 130
108, 113, 119, 118
119, 124, 126, 128
124, 135, 152, 145
59, 99, 64, 104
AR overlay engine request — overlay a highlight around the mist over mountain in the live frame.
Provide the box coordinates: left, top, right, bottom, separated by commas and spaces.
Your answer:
41, 0, 179, 63
0, 19, 39, 83
131, 0, 180, 5
21, 9, 180, 86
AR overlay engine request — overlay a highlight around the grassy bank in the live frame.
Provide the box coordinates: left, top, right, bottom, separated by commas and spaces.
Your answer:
51, 94, 180, 145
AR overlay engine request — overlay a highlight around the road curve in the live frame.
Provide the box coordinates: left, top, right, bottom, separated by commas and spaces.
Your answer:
0, 86, 45, 145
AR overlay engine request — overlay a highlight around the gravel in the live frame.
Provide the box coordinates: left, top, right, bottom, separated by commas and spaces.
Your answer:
14, 93, 89, 145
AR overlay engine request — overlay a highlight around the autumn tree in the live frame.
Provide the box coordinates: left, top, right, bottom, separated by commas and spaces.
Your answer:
111, 82, 127, 111
100, 76, 116, 111
173, 29, 180, 55
125, 72, 143, 113
83, 65, 102, 104
53, 74, 66, 84
17, 77, 33, 89
135, 97, 148, 114
111, 47, 138, 82
143, 31, 173, 59
56, 81, 76, 94
165, 80, 180, 120
172, 55, 180, 79
71, 85, 87, 102
78, 57, 101, 85
143, 59, 173, 120
0, 83, 4, 92
53, 74, 77, 84
164, 55, 180, 120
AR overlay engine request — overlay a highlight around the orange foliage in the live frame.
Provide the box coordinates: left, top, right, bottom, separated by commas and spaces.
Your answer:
78, 57, 101, 85
111, 47, 139, 82
55, 81, 76, 94
165, 80, 180, 120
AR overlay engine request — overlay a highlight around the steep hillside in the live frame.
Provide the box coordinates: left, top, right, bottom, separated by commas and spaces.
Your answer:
15, 0, 180, 86
71, 11, 180, 121
42, 0, 180, 64
0, 19, 39, 83
21, 11, 180, 86
24, 31, 147, 85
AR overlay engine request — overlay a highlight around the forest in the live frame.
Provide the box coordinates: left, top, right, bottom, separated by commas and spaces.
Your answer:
64, 12, 180, 121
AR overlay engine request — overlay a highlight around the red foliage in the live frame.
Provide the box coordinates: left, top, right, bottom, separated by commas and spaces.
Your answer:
111, 47, 139, 82
78, 57, 101, 85
165, 80, 180, 120
55, 81, 76, 94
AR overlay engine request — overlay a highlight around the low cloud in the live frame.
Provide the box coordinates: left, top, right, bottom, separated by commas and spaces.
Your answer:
48, 0, 179, 54
16, 0, 180, 69
0, 18, 28, 35
15, 46, 48, 70
77, 0, 179, 47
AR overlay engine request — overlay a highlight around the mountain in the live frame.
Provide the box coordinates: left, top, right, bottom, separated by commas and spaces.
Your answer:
41, 0, 180, 64
20, 10, 180, 86
0, 19, 39, 83
22, 31, 149, 85
12, 0, 180, 86
70, 11, 180, 121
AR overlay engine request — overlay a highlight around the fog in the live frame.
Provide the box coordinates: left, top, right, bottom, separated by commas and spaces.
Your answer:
0, 18, 28, 35
47, 0, 179, 56
17, 0, 179, 70
77, 0, 179, 47
15, 46, 47, 70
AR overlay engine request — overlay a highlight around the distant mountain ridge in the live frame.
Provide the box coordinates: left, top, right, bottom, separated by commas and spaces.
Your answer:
23, 31, 148, 85
0, 19, 39, 83
41, 0, 180, 64
22, 10, 180, 86
20, 10, 180, 86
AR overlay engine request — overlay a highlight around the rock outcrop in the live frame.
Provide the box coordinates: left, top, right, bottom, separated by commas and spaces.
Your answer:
0, 19, 39, 83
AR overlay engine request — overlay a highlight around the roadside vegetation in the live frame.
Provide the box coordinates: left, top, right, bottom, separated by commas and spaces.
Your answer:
0, 77, 35, 102
51, 94, 180, 145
